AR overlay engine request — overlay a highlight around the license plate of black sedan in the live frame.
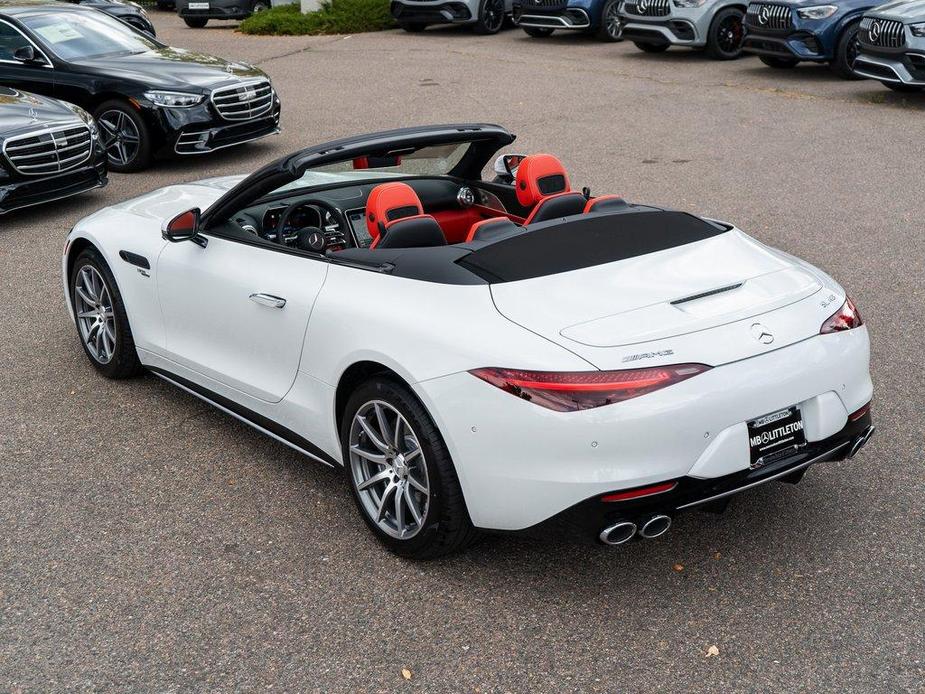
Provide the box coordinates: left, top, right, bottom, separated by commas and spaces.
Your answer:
747, 407, 806, 469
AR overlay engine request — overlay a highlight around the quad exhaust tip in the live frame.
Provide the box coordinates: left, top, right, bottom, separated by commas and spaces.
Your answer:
639, 514, 672, 539
847, 425, 875, 460
599, 521, 637, 545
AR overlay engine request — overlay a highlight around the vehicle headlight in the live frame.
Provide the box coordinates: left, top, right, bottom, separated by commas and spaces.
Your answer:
143, 91, 205, 108
910, 22, 925, 37
66, 103, 99, 138
673, 0, 707, 7
796, 4, 837, 19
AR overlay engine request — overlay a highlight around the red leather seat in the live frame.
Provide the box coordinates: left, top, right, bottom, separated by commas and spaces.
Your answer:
516, 154, 587, 225
366, 182, 446, 249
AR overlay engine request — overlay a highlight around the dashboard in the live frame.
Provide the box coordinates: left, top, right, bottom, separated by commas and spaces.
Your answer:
232, 177, 518, 254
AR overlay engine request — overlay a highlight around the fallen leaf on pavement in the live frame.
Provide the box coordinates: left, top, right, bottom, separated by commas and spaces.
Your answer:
706, 645, 720, 658
401, 668, 412, 680
673, 564, 684, 572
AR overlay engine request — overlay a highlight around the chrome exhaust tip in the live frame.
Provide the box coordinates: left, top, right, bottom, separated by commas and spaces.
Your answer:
599, 521, 637, 546
639, 514, 672, 539
847, 425, 876, 460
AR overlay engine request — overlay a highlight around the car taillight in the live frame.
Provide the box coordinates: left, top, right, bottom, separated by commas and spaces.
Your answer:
468, 364, 711, 412
820, 297, 863, 334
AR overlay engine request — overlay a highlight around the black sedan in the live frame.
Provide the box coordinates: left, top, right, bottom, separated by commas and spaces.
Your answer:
0, 2, 281, 172
0, 85, 107, 215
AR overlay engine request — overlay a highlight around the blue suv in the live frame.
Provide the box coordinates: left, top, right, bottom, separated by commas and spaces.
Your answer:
742, 0, 875, 78
513, 0, 624, 41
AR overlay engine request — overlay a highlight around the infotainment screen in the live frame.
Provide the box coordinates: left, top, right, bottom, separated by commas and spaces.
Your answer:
346, 209, 372, 248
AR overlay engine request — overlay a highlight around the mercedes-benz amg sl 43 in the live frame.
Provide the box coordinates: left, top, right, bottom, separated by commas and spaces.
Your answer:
61, 124, 874, 558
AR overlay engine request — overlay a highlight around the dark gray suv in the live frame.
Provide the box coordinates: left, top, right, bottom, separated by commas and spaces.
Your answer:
177, 0, 269, 27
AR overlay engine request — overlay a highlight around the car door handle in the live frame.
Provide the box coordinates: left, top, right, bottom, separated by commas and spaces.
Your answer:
249, 293, 287, 309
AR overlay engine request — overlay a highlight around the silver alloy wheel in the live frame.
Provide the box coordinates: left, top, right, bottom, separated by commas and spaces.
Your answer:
97, 110, 141, 167
74, 265, 116, 364
349, 400, 430, 540
604, 0, 622, 38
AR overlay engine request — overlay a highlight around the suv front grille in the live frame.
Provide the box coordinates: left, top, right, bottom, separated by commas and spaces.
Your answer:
211, 80, 274, 122
2, 123, 93, 176
860, 17, 906, 49
745, 3, 792, 32
624, 0, 670, 17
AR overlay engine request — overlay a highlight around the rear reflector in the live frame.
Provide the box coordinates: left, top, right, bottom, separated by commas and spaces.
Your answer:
601, 481, 678, 503
849, 401, 871, 422
469, 364, 711, 412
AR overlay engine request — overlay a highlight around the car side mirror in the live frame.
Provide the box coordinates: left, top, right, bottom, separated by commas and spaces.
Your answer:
492, 153, 526, 183
13, 45, 38, 64
162, 208, 207, 247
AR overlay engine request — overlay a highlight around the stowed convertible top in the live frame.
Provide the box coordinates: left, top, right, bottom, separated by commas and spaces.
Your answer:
330, 205, 731, 285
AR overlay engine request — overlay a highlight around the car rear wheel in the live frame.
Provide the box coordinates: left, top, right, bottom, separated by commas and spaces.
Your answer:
183, 16, 208, 27
882, 81, 925, 93
830, 22, 863, 80
634, 40, 669, 52
523, 26, 554, 37
94, 100, 152, 173
473, 0, 505, 34
596, 0, 623, 42
706, 7, 745, 59
760, 55, 798, 68
342, 377, 478, 559
70, 247, 143, 380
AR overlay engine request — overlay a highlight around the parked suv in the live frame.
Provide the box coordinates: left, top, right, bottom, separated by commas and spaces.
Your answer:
513, 0, 623, 41
391, 0, 513, 33
619, 0, 749, 60
177, 0, 269, 28
742, 0, 873, 78
854, 1, 925, 92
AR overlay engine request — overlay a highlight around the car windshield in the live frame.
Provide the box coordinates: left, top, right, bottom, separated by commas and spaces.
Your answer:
272, 142, 472, 194
20, 10, 160, 60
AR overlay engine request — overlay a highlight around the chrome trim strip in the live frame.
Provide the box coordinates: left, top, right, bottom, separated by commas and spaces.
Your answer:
676, 440, 851, 510
518, 10, 590, 28
152, 371, 337, 469
173, 125, 280, 155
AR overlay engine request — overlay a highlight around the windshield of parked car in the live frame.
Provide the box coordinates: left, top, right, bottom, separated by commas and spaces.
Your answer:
20, 10, 160, 60
271, 142, 473, 195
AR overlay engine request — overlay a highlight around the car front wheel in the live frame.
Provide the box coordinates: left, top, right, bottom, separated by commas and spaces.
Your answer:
473, 0, 505, 34
342, 377, 478, 559
70, 247, 143, 380
831, 23, 863, 80
94, 100, 152, 173
596, 0, 623, 42
706, 7, 745, 59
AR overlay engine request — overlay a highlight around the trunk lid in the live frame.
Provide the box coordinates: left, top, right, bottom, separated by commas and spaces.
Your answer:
490, 230, 831, 370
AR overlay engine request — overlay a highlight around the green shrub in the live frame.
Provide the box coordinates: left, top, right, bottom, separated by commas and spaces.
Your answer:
238, 0, 395, 35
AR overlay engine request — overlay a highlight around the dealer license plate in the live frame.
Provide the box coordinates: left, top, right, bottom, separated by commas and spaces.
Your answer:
747, 406, 806, 469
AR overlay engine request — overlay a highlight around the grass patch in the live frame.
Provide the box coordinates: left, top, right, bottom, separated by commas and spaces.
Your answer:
238, 0, 395, 35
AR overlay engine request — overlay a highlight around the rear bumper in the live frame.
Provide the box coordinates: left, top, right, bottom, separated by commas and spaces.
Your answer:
0, 161, 107, 215
416, 327, 872, 531
854, 50, 925, 85
522, 414, 873, 544
390, 0, 474, 24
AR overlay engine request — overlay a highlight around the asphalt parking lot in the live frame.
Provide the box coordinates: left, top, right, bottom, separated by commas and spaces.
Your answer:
2, 11, 924, 692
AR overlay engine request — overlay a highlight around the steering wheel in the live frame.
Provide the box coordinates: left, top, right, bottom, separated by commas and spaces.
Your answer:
276, 199, 350, 253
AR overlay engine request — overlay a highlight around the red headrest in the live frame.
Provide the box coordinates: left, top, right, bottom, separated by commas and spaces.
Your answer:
515, 154, 571, 208
366, 182, 424, 241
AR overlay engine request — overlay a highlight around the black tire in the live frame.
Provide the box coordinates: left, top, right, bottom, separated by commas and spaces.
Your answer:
341, 376, 479, 559
70, 247, 143, 380
399, 21, 427, 32
634, 40, 669, 52
92, 99, 153, 173
183, 16, 208, 27
473, 0, 505, 34
882, 81, 925, 93
705, 7, 745, 60
760, 55, 798, 68
596, 0, 623, 42
523, 26, 554, 37
252, 0, 269, 11
830, 22, 863, 80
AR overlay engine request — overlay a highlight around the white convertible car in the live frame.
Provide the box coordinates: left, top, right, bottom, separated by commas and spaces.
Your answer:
62, 124, 874, 558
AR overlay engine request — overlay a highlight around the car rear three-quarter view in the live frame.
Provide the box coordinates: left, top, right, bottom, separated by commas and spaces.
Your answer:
61, 124, 873, 558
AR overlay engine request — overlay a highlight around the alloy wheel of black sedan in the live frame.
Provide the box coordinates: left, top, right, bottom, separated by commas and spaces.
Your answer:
97, 109, 141, 168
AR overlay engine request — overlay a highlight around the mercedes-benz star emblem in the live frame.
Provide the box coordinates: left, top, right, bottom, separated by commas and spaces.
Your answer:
758, 5, 770, 25
751, 323, 774, 345
869, 20, 881, 43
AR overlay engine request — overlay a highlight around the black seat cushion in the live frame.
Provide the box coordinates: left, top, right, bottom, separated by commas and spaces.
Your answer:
527, 192, 588, 225
376, 215, 447, 249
